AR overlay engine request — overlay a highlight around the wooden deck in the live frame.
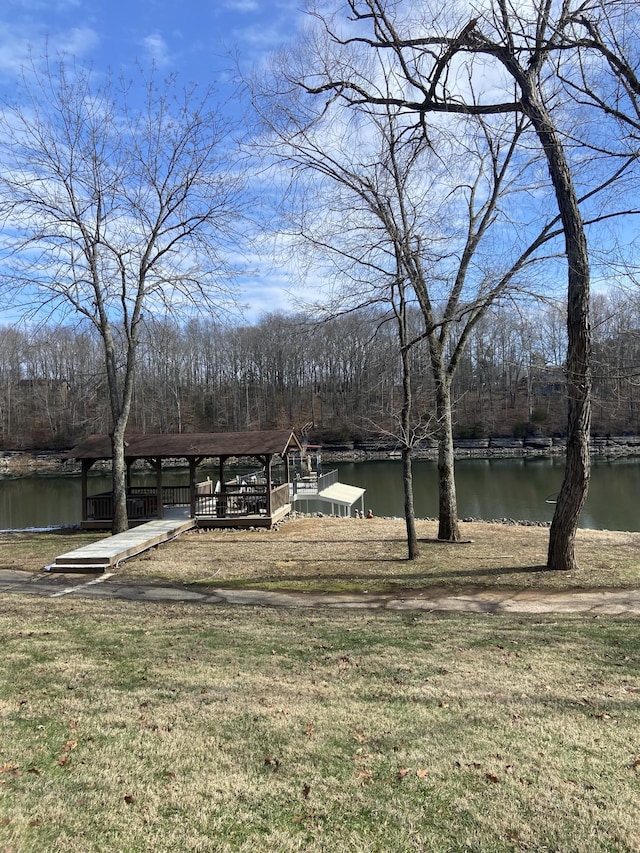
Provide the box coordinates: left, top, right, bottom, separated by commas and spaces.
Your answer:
51, 516, 196, 572
80, 482, 292, 531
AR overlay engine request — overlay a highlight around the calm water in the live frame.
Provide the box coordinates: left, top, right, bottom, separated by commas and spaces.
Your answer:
1, 457, 639, 531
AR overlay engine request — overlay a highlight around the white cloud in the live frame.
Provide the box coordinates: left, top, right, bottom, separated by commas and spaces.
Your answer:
0, 25, 34, 75
224, 0, 260, 12
0, 22, 98, 79
50, 26, 99, 59
141, 32, 172, 67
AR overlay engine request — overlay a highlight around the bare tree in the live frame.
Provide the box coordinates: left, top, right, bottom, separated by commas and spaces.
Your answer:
0, 60, 247, 532
251, 19, 575, 546
284, 0, 640, 568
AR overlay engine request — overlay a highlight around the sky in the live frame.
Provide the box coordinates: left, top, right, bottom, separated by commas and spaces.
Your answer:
0, 0, 310, 322
1, 1, 638, 328
0, 0, 304, 86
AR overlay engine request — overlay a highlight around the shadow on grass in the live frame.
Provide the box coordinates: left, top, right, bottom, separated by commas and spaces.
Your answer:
192, 563, 550, 592
424, 564, 550, 581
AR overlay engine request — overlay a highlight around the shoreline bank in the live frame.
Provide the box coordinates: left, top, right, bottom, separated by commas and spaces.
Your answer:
2, 434, 640, 477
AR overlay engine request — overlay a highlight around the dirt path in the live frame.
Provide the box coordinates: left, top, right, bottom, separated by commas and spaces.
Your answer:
1, 568, 639, 615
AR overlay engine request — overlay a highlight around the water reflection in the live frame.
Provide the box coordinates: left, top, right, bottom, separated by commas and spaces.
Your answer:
334, 457, 640, 532
0, 457, 638, 531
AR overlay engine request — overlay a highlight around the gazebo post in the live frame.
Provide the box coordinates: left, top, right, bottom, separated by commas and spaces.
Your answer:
154, 458, 163, 519
217, 456, 227, 518
189, 457, 201, 519
265, 453, 273, 517
81, 459, 91, 522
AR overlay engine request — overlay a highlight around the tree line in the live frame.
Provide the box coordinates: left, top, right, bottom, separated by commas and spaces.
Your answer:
2, 288, 640, 450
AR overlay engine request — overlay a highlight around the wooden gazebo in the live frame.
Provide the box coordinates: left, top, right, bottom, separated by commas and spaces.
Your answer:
64, 429, 303, 530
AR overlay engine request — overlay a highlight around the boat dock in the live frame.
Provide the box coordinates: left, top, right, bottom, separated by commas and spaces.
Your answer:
50, 515, 196, 572
290, 470, 366, 517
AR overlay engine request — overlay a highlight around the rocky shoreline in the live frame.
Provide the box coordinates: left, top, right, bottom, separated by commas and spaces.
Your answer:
319, 434, 640, 461
2, 433, 640, 477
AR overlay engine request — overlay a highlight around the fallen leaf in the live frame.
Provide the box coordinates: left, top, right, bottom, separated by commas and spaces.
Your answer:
485, 773, 500, 783
397, 767, 409, 780
306, 723, 314, 738
63, 740, 78, 752
56, 754, 70, 767
28, 819, 42, 827
264, 755, 281, 771
0, 764, 19, 774
416, 769, 429, 779
124, 795, 135, 805
357, 769, 373, 784
302, 783, 311, 799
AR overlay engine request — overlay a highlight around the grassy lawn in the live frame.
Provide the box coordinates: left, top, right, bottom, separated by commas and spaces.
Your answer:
0, 596, 639, 852
3, 518, 640, 594
119, 517, 640, 593
3, 517, 640, 592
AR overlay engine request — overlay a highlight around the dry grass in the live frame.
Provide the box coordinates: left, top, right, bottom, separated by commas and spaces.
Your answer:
120, 517, 640, 593
0, 529, 108, 573
1, 596, 639, 852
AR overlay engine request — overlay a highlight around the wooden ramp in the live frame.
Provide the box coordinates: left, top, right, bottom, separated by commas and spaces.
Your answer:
51, 517, 196, 572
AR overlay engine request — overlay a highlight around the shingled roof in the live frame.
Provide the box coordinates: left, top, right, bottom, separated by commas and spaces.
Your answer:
64, 429, 302, 461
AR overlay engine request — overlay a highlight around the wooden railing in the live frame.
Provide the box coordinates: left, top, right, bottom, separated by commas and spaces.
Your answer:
125, 485, 191, 506
195, 486, 269, 518
271, 482, 290, 514
86, 480, 289, 521
86, 490, 158, 521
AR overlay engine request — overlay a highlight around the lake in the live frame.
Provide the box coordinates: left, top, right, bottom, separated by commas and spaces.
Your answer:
0, 457, 639, 531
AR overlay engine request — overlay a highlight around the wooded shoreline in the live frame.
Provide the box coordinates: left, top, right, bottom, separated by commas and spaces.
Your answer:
2, 433, 640, 477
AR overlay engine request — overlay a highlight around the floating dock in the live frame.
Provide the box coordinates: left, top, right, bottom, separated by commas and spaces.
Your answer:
290, 473, 366, 517
50, 516, 196, 572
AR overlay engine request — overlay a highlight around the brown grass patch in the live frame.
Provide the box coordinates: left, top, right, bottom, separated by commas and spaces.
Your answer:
120, 517, 640, 593
0, 529, 107, 572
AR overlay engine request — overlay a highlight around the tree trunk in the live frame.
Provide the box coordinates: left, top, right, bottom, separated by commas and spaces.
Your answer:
402, 445, 419, 559
434, 372, 460, 542
111, 422, 129, 535
397, 282, 420, 559
519, 86, 591, 571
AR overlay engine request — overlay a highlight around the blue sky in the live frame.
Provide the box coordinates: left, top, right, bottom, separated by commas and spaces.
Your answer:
0, 0, 304, 86
0, 0, 308, 322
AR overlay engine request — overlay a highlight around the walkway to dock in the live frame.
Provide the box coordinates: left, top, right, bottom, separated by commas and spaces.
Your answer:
51, 515, 196, 571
